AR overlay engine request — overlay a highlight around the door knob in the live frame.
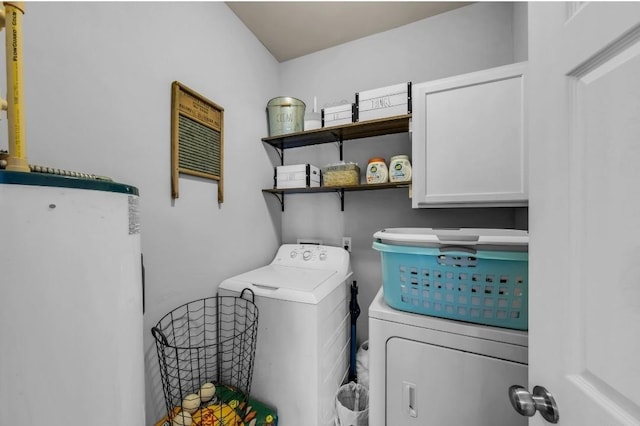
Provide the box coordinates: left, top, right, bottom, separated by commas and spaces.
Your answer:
509, 385, 559, 423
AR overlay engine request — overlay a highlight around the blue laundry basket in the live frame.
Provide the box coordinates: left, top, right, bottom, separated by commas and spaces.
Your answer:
373, 228, 529, 330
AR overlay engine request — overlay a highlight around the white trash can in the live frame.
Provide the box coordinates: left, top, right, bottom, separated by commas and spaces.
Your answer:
335, 382, 369, 426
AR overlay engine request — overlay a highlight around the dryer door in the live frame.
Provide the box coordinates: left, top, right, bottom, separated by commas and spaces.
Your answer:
386, 337, 527, 426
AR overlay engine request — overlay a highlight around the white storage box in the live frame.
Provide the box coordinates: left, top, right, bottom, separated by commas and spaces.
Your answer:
322, 103, 355, 127
373, 228, 529, 330
275, 164, 320, 189
357, 82, 412, 122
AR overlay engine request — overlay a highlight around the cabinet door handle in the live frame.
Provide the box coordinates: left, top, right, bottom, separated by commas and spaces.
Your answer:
403, 381, 418, 418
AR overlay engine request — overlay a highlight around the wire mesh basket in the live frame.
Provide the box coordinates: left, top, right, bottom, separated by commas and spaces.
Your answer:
151, 289, 258, 425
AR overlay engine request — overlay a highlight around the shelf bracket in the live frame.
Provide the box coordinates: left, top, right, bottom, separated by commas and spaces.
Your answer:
276, 143, 284, 165
266, 191, 284, 211
335, 189, 345, 211
328, 132, 344, 161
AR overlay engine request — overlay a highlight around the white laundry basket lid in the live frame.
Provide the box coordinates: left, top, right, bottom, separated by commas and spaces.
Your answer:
373, 228, 528, 249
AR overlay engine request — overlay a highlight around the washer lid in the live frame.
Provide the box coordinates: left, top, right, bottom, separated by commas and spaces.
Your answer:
230, 264, 337, 292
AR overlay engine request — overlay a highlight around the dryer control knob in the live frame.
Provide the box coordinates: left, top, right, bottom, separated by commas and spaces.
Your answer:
319, 252, 327, 261
290, 251, 297, 258
303, 250, 312, 261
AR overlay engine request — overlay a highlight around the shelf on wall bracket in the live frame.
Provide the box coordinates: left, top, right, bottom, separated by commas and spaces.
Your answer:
260, 116, 413, 212
262, 115, 411, 150
263, 188, 345, 211
262, 181, 411, 212
261, 115, 412, 166
267, 135, 342, 165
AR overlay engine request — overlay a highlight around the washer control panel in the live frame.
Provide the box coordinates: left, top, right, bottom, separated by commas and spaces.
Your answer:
288, 245, 327, 262
274, 244, 350, 272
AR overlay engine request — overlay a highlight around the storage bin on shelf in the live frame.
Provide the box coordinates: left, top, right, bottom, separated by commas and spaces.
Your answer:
322, 162, 360, 187
322, 103, 355, 127
275, 163, 320, 189
356, 82, 412, 122
373, 228, 529, 330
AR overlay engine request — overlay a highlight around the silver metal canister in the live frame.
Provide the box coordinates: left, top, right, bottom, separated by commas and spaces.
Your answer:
267, 97, 306, 136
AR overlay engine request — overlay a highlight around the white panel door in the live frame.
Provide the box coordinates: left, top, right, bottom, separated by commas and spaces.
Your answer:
528, 2, 640, 424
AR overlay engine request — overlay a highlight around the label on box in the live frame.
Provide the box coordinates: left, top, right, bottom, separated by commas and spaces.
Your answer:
322, 104, 354, 127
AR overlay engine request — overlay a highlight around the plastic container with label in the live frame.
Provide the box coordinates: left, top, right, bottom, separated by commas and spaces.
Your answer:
389, 155, 412, 183
366, 157, 388, 184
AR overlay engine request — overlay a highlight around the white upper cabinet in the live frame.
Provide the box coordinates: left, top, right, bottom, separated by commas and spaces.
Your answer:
411, 62, 528, 208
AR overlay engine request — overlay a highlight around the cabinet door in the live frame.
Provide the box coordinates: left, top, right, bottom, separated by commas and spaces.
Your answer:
386, 337, 527, 426
412, 62, 527, 207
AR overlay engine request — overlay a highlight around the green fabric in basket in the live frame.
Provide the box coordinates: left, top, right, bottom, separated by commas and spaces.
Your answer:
155, 385, 278, 426
216, 385, 278, 426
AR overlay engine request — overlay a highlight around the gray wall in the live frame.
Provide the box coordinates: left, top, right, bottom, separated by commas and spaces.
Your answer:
514, 1, 529, 62
277, 2, 529, 345
5, 3, 281, 423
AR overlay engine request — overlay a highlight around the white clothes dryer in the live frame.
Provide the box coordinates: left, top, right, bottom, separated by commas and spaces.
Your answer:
369, 288, 528, 426
218, 244, 352, 426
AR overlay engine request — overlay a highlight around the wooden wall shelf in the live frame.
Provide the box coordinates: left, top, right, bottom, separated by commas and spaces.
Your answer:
263, 181, 411, 211
262, 114, 411, 150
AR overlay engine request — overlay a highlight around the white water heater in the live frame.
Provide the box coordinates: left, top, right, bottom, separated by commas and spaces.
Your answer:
0, 171, 146, 425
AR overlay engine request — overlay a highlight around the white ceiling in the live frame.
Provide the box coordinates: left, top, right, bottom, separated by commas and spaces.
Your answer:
226, 2, 472, 62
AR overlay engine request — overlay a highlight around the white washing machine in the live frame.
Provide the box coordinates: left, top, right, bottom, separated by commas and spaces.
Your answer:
369, 288, 528, 426
218, 244, 352, 426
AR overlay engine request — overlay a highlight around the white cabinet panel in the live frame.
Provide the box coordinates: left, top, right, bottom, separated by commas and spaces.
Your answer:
412, 62, 528, 207
386, 337, 527, 426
